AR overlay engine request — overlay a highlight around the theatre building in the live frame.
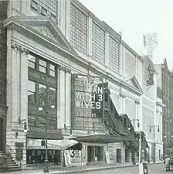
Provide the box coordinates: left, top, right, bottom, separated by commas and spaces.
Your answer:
1, 0, 149, 169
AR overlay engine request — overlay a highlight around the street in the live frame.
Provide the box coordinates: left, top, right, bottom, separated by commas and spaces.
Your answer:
1, 163, 170, 174
83, 164, 168, 174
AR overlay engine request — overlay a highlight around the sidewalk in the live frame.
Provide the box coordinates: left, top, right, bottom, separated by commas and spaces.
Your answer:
2, 162, 164, 174
1, 163, 137, 174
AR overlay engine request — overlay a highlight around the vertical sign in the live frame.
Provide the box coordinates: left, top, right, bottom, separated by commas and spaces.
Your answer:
71, 74, 104, 131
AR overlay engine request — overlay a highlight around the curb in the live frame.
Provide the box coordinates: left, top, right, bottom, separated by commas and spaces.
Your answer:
51, 164, 137, 174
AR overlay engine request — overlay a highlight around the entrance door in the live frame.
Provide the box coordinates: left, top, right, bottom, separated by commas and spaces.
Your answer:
0, 118, 4, 151
88, 146, 94, 162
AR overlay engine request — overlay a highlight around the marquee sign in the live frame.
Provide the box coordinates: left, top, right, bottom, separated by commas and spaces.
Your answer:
71, 74, 104, 131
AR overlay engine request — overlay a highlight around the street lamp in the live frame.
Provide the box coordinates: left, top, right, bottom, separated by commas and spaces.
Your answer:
129, 119, 142, 173
39, 104, 55, 173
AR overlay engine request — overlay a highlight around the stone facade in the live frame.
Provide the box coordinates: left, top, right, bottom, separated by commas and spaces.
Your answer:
0, 0, 164, 168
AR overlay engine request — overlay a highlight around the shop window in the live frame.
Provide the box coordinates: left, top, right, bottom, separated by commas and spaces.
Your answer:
28, 80, 36, 103
28, 54, 36, 69
39, 59, 47, 73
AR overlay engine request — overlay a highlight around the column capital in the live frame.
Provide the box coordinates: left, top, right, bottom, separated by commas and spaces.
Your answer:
59, 65, 71, 74
11, 42, 29, 54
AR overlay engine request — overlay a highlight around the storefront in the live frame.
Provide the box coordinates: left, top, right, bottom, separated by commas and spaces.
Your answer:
26, 139, 80, 165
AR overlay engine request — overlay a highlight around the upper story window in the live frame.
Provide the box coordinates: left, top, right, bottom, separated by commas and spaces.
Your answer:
124, 49, 136, 76
30, 0, 57, 21
109, 36, 119, 73
28, 54, 36, 69
92, 22, 105, 65
31, 0, 38, 12
38, 83, 47, 106
41, 7, 47, 16
49, 87, 56, 107
70, 4, 87, 54
28, 80, 36, 103
39, 59, 47, 73
49, 64, 56, 77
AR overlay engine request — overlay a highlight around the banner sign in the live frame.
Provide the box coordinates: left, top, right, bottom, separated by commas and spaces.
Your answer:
64, 150, 82, 167
72, 74, 104, 131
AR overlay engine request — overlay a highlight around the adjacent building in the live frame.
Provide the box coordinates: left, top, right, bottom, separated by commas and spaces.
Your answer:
155, 59, 173, 158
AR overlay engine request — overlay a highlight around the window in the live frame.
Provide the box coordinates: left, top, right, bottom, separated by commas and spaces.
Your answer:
49, 64, 56, 77
109, 36, 119, 73
41, 7, 47, 16
92, 22, 105, 64
30, 0, 57, 21
28, 80, 36, 103
49, 87, 56, 107
28, 54, 36, 69
70, 4, 87, 54
31, 0, 38, 11
38, 83, 47, 105
39, 59, 47, 73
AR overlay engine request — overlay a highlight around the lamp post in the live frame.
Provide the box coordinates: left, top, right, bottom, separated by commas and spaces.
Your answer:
39, 104, 55, 173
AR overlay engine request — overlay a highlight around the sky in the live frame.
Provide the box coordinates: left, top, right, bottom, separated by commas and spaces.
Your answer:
79, 0, 173, 70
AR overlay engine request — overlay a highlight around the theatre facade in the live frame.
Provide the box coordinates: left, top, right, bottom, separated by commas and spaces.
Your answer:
1, 0, 152, 168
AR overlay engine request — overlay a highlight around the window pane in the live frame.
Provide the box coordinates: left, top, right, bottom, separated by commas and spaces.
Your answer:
29, 62, 35, 69
28, 80, 35, 92
50, 64, 55, 70
28, 91, 35, 103
49, 87, 56, 107
28, 54, 36, 69
39, 66, 46, 73
50, 64, 55, 77
50, 70, 55, 77
39, 60, 47, 73
39, 84, 47, 105
39, 59, 46, 67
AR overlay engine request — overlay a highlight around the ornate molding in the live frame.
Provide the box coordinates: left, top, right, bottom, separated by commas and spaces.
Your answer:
59, 65, 71, 74
11, 42, 29, 54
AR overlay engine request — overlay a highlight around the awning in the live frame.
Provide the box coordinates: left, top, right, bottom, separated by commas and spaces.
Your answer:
27, 138, 80, 150
73, 134, 128, 144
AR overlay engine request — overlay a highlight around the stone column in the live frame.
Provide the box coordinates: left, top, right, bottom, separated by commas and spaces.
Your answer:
6, 43, 29, 167
58, 65, 66, 129
65, 69, 71, 129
